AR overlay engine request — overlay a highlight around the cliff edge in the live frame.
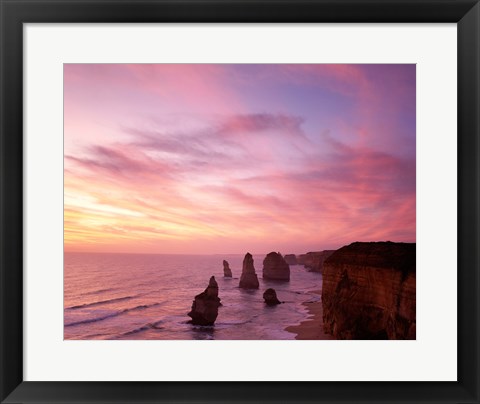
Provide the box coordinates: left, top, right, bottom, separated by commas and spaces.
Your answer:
322, 241, 416, 339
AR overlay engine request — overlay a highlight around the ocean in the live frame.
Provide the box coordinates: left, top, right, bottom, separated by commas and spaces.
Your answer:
64, 252, 324, 340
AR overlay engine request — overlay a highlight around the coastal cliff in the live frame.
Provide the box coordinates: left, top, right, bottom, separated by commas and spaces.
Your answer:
322, 242, 416, 339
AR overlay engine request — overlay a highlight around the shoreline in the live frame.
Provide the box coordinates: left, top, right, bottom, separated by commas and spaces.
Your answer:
285, 289, 334, 340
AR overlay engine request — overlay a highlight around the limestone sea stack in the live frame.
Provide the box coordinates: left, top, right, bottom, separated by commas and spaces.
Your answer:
188, 276, 221, 325
298, 250, 335, 272
263, 288, 281, 306
239, 253, 259, 289
283, 254, 297, 265
322, 242, 416, 339
314, 250, 336, 272
263, 252, 290, 281
223, 260, 232, 277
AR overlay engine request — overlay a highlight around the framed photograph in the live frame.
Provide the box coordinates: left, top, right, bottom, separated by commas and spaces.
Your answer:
1, 0, 479, 403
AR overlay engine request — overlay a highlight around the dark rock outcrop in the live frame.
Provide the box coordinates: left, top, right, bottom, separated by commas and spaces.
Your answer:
223, 260, 232, 277
298, 250, 335, 272
188, 276, 221, 325
263, 288, 281, 306
239, 253, 259, 289
284, 254, 297, 265
263, 252, 290, 281
322, 242, 416, 340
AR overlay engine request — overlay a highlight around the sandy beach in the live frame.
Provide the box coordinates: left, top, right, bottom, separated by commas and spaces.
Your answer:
285, 290, 334, 340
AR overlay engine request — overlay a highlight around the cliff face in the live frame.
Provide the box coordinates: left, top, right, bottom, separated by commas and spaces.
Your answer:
322, 242, 416, 339
263, 252, 290, 281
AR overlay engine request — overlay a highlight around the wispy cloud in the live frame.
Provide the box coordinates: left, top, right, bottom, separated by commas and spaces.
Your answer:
64, 64, 416, 253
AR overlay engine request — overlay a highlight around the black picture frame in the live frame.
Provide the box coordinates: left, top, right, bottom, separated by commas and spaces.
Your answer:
1, 1, 479, 403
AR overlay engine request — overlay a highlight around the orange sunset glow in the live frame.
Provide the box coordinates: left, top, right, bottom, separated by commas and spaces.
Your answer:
64, 64, 415, 254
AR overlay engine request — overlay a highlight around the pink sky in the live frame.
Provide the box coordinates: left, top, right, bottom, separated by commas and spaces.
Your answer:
64, 64, 415, 254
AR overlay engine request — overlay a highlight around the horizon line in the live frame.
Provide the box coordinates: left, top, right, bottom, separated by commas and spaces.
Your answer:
63, 239, 416, 257
63, 250, 302, 256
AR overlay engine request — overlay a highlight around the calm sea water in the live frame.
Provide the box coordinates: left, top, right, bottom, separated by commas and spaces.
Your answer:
64, 252, 324, 340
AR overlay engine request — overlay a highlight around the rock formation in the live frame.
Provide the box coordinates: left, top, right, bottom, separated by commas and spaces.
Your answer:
297, 252, 317, 267
283, 254, 297, 265
322, 242, 416, 339
223, 260, 232, 277
262, 252, 290, 281
239, 253, 259, 289
298, 250, 335, 272
315, 250, 336, 272
188, 276, 221, 325
263, 288, 281, 306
